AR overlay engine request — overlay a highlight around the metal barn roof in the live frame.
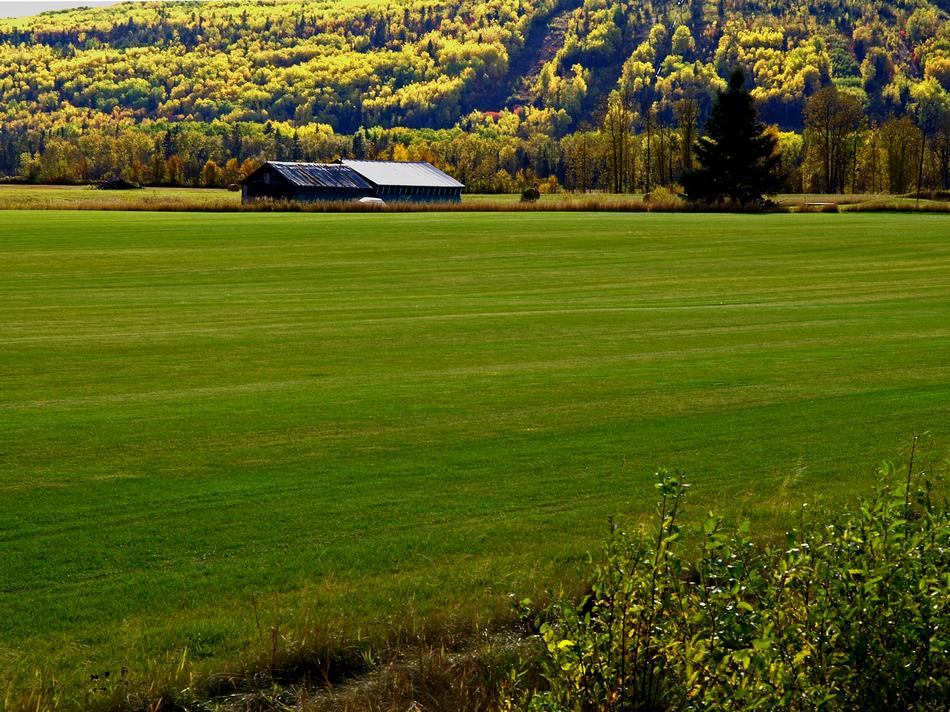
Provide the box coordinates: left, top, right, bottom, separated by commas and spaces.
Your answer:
341, 160, 464, 188
266, 162, 373, 190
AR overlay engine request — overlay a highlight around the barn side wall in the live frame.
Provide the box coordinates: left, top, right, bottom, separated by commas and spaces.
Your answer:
371, 185, 462, 203
293, 187, 375, 202
243, 183, 373, 204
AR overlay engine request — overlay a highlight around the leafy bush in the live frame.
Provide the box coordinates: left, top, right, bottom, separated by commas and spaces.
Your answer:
521, 187, 541, 202
642, 186, 683, 206
95, 178, 142, 190
516, 458, 950, 711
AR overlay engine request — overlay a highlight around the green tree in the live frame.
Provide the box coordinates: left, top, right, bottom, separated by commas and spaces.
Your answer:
681, 69, 782, 204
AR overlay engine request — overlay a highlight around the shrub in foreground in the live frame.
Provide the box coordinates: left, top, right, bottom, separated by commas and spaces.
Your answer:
517, 461, 950, 711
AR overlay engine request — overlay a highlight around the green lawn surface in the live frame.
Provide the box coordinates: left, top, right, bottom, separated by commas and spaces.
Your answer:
2, 211, 949, 694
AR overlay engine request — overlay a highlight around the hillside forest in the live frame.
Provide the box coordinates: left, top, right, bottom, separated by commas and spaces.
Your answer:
3, 0, 950, 194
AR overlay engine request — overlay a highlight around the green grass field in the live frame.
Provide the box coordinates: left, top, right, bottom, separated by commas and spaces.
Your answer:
2, 211, 950, 698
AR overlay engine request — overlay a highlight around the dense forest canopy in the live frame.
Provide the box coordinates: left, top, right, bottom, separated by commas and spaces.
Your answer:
2, 0, 949, 192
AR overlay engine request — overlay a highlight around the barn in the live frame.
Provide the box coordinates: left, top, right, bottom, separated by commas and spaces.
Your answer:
241, 162, 374, 204
241, 160, 464, 204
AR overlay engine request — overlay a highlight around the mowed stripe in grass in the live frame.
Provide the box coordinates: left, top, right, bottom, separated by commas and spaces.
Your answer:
1, 211, 949, 688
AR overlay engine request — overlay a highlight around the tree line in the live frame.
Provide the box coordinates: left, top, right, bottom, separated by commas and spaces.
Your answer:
10, 88, 949, 196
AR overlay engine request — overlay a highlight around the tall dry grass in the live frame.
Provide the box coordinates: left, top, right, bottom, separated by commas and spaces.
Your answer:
0, 188, 946, 214
207, 607, 545, 712
841, 199, 950, 213
0, 194, 780, 213
2, 608, 544, 712
0, 196, 688, 213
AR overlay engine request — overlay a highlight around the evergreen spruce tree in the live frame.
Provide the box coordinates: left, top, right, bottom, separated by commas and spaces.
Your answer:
682, 69, 783, 205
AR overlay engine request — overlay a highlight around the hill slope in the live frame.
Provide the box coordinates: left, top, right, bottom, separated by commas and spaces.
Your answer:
1, 0, 947, 135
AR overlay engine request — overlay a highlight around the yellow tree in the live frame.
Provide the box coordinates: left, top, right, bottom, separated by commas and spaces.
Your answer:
804, 87, 864, 193
602, 89, 633, 193
878, 116, 922, 194
201, 159, 222, 187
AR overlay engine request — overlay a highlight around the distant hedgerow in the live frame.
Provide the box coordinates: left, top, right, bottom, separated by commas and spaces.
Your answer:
515, 454, 950, 711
